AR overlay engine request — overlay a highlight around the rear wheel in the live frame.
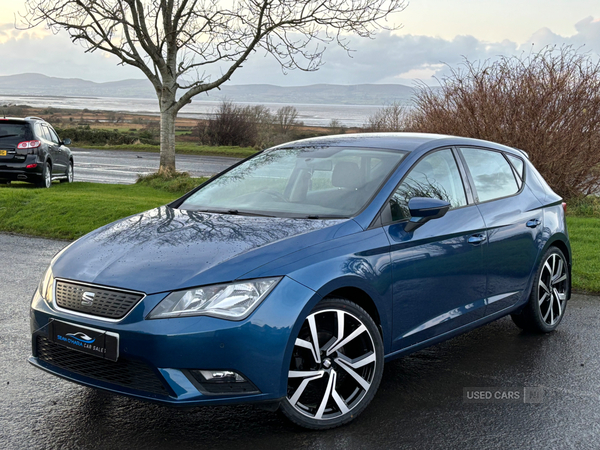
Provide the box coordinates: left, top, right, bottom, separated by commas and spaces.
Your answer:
60, 161, 74, 183
280, 298, 384, 429
36, 162, 52, 188
511, 247, 569, 333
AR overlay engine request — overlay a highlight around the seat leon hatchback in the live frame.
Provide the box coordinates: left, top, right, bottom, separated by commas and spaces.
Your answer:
30, 133, 571, 429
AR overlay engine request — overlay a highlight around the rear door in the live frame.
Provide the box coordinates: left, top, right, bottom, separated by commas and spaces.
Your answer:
384, 148, 488, 350
458, 147, 544, 315
40, 124, 64, 174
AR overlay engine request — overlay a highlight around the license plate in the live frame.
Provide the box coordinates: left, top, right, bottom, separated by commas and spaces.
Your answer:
0, 150, 6, 156
50, 320, 119, 361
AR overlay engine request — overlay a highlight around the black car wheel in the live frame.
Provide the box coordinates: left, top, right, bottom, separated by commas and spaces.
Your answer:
511, 247, 569, 333
36, 162, 52, 188
281, 298, 384, 429
60, 161, 74, 183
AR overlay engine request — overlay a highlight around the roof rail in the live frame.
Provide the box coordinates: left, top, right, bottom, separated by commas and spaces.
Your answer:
25, 116, 45, 121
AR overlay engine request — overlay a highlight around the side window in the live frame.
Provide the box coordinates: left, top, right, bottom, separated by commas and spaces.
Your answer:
47, 126, 60, 144
389, 149, 467, 222
505, 154, 525, 188
34, 123, 44, 140
460, 148, 519, 202
38, 124, 51, 141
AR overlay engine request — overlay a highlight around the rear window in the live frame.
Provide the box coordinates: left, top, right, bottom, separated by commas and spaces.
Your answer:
0, 122, 32, 144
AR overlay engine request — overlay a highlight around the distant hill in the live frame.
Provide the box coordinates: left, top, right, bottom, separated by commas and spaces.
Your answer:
0, 73, 415, 106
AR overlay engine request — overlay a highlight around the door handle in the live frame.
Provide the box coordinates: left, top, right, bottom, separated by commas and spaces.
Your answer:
468, 233, 486, 245
526, 219, 541, 228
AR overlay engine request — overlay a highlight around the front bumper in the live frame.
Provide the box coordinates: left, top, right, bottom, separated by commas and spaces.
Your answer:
30, 276, 319, 407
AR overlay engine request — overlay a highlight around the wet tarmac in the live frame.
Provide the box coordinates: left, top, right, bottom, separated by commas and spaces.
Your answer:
70, 148, 240, 184
1, 232, 600, 449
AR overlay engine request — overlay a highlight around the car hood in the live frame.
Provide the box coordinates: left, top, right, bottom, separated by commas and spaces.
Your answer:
51, 206, 355, 294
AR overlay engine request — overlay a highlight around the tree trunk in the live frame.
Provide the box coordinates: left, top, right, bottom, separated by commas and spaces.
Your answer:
159, 96, 177, 174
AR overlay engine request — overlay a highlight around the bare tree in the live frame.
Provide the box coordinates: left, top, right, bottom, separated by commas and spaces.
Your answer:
275, 105, 299, 133
364, 101, 408, 131
22, 0, 406, 173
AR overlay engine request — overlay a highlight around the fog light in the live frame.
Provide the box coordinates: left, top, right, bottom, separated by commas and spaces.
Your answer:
199, 370, 246, 383
186, 369, 260, 395
26, 163, 37, 169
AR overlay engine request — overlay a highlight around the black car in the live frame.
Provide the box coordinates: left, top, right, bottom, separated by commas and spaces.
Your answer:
0, 117, 73, 188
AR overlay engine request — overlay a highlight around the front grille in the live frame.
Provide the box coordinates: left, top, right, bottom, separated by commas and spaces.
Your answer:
55, 280, 144, 319
36, 336, 168, 397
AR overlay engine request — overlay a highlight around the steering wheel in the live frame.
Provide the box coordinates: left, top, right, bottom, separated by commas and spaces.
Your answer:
260, 189, 289, 202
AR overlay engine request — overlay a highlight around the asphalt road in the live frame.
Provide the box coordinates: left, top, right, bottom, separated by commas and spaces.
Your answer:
2, 233, 600, 449
70, 148, 240, 184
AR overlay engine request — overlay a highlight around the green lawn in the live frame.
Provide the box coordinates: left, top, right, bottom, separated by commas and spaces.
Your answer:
566, 216, 600, 293
77, 143, 257, 159
0, 182, 186, 240
0, 182, 598, 293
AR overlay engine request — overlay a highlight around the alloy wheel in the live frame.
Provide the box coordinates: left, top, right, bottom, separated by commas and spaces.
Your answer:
43, 164, 52, 188
62, 163, 74, 183
286, 307, 379, 423
538, 252, 568, 326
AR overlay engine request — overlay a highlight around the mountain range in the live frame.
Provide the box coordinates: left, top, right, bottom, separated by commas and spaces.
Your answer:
0, 73, 415, 106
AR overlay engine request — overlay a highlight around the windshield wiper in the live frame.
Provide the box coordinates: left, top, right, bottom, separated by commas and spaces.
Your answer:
226, 209, 275, 217
186, 208, 275, 218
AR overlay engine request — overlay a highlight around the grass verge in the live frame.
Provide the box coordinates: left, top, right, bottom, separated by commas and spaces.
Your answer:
77, 143, 257, 159
0, 179, 205, 240
566, 216, 600, 294
0, 183, 598, 293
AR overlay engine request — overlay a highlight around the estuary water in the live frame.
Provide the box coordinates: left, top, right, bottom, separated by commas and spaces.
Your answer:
0, 95, 382, 128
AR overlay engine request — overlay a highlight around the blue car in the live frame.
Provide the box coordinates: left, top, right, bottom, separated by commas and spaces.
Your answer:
30, 133, 571, 429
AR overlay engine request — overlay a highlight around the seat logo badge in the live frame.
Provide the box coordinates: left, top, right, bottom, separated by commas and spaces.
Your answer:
81, 291, 95, 307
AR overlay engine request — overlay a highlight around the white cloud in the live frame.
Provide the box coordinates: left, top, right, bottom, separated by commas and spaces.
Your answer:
1, 17, 600, 86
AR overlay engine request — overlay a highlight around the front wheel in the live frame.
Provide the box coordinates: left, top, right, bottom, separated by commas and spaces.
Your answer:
511, 247, 569, 333
280, 299, 384, 429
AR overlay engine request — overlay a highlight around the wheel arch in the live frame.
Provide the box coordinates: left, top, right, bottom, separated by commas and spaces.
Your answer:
323, 286, 382, 336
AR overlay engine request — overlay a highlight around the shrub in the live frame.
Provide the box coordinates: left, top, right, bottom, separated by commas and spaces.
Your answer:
407, 46, 600, 198
136, 171, 205, 194
202, 101, 259, 147
55, 127, 137, 145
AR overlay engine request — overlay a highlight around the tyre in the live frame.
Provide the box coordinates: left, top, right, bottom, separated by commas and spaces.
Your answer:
511, 247, 569, 333
280, 298, 384, 429
60, 161, 74, 183
36, 162, 52, 188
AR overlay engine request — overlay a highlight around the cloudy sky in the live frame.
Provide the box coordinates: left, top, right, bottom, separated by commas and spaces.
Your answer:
1, 0, 600, 86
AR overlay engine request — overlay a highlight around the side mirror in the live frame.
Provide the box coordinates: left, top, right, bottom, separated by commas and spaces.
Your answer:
62, 138, 72, 146
404, 197, 451, 232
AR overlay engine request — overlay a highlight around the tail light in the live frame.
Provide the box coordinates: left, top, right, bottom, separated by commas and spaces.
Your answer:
562, 202, 567, 214
17, 140, 41, 149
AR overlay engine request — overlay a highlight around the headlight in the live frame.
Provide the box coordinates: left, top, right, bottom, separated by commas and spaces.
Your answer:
147, 277, 281, 320
38, 266, 54, 304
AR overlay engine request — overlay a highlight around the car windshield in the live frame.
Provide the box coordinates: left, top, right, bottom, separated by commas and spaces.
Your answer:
179, 146, 407, 218
0, 122, 32, 142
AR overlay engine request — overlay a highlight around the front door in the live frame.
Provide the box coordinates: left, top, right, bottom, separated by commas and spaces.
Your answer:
384, 148, 488, 351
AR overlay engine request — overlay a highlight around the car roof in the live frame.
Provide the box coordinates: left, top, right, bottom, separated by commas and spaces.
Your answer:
0, 117, 46, 124
269, 132, 526, 157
